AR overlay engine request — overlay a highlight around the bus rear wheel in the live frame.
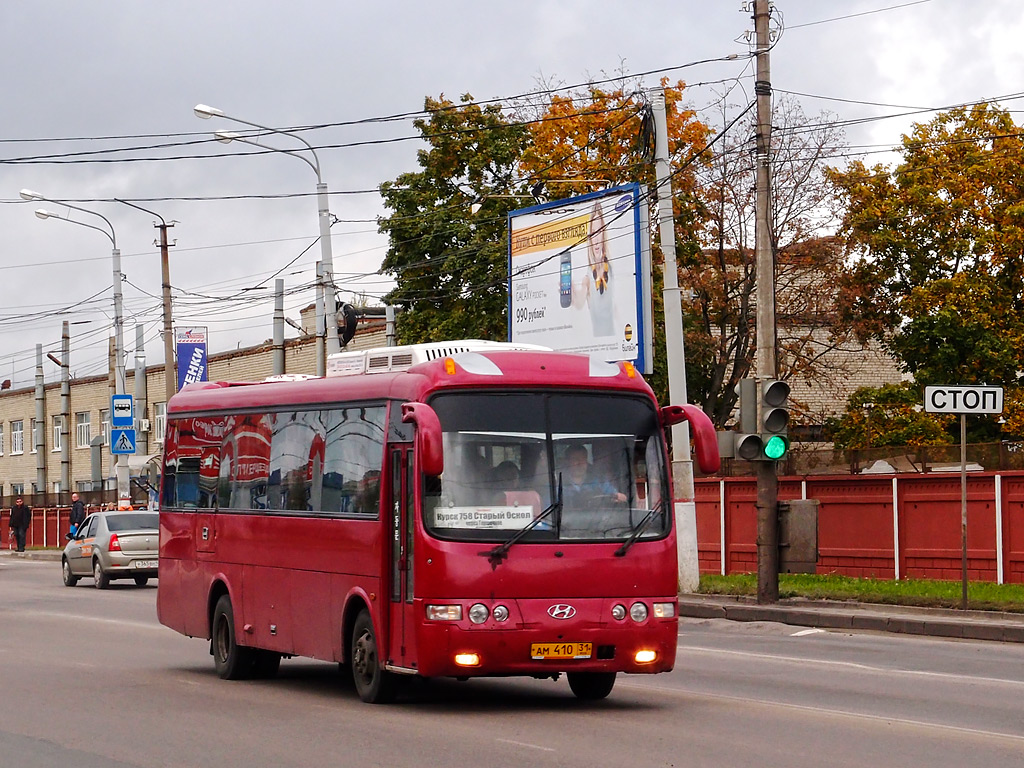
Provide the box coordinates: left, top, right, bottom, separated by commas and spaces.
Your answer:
350, 610, 396, 704
212, 595, 254, 680
567, 672, 616, 700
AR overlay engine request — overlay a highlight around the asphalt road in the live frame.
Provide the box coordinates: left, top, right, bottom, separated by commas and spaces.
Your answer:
2, 558, 1022, 768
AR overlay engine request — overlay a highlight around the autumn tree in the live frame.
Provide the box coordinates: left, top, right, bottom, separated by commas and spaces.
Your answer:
378, 95, 530, 342
517, 78, 712, 404
686, 96, 858, 426
827, 103, 1024, 381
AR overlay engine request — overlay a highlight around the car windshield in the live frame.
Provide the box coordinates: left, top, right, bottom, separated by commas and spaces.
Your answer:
424, 392, 669, 543
106, 513, 159, 532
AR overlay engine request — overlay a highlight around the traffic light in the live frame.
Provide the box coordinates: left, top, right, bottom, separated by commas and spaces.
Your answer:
760, 379, 790, 461
734, 378, 763, 461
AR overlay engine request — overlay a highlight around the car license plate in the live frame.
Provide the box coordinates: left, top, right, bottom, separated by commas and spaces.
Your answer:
133, 560, 158, 569
531, 642, 592, 660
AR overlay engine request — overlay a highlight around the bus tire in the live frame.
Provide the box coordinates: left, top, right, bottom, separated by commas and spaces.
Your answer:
350, 610, 396, 704
212, 595, 254, 680
567, 672, 616, 700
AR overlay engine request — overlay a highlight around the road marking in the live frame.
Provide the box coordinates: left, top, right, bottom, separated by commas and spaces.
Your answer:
16, 610, 163, 632
790, 628, 825, 636
676, 643, 1024, 689
496, 739, 555, 752
617, 681, 1024, 746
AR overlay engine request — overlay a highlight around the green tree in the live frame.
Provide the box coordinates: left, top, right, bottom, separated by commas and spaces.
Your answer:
827, 383, 953, 450
378, 95, 530, 343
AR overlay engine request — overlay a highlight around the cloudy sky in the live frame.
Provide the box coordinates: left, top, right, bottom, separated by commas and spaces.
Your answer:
1, 0, 1020, 389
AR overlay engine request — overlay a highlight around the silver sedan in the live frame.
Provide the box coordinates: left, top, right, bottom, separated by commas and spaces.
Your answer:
61, 511, 159, 589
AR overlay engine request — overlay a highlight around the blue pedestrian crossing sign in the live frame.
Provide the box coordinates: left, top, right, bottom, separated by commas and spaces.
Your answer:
111, 428, 137, 455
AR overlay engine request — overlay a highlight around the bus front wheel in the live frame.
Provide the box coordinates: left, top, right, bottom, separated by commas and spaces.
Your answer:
350, 610, 396, 704
212, 595, 254, 680
567, 672, 616, 700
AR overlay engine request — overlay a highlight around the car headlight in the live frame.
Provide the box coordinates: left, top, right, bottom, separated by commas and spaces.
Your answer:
629, 602, 648, 622
653, 602, 676, 618
468, 603, 490, 624
426, 604, 462, 621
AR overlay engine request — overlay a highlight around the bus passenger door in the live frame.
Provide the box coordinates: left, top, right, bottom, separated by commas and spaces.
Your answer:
387, 446, 418, 670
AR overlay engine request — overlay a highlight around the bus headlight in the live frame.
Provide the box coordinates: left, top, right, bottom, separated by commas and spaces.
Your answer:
653, 602, 676, 618
634, 649, 657, 664
492, 605, 510, 622
629, 602, 648, 622
454, 652, 480, 666
426, 604, 462, 621
611, 604, 627, 621
468, 603, 490, 624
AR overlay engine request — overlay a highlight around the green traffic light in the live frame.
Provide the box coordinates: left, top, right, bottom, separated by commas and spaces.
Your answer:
764, 434, 788, 460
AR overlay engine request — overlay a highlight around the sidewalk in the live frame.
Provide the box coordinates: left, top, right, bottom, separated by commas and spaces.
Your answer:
1, 548, 62, 562
678, 593, 1024, 643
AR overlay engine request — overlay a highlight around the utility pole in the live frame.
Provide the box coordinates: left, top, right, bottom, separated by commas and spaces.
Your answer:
114, 200, 175, 403
59, 322, 70, 502
157, 220, 176, 403
650, 86, 699, 592
753, 0, 780, 604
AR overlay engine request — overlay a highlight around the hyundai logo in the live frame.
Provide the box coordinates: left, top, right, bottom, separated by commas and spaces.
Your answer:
547, 604, 576, 620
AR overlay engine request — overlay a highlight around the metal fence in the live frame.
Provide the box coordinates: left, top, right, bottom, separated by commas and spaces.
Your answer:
710, 441, 1024, 477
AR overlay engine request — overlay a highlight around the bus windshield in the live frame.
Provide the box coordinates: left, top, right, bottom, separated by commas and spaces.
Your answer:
425, 392, 669, 542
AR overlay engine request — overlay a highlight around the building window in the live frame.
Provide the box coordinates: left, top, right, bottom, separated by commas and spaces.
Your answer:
100, 409, 110, 445
11, 482, 24, 496
52, 415, 63, 452
31, 419, 38, 453
0, 423, 4, 455
154, 402, 167, 444
11, 421, 23, 454
76, 481, 92, 492
76, 411, 92, 448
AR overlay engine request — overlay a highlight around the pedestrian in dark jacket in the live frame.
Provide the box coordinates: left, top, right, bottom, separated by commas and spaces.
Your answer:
9, 497, 31, 552
69, 492, 86, 538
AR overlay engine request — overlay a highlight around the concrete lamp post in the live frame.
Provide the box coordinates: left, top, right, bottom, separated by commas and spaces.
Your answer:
194, 103, 340, 376
21, 190, 131, 509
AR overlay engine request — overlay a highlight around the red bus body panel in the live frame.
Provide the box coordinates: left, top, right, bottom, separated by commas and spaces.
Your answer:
157, 350, 682, 681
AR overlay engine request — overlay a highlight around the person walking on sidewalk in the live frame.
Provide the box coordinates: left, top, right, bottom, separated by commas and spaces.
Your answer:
69, 492, 86, 538
9, 497, 32, 552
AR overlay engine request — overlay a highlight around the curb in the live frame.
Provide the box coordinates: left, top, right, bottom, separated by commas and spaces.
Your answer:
678, 595, 1024, 644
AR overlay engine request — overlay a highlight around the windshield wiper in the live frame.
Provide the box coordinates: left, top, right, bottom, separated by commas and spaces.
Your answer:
614, 500, 665, 557
481, 478, 562, 569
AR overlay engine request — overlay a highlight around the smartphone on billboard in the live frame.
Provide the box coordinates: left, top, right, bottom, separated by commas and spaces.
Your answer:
559, 251, 572, 308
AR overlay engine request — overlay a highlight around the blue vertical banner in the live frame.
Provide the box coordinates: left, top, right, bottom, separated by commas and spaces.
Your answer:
176, 326, 209, 390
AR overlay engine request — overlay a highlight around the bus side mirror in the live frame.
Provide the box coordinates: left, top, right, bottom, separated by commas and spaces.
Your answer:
660, 404, 721, 475
401, 401, 444, 477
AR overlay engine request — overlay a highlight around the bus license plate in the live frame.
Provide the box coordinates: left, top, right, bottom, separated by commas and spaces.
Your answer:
531, 642, 592, 660
133, 560, 158, 569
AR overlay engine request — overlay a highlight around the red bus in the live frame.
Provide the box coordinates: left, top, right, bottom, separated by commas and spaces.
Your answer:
157, 341, 718, 702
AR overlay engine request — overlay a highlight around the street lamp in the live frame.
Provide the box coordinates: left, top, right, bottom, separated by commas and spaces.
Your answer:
21, 190, 131, 509
195, 103, 340, 375
114, 199, 176, 404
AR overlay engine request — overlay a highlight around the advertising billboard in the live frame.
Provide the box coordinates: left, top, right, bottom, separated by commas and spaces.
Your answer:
508, 184, 653, 372
175, 327, 209, 390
